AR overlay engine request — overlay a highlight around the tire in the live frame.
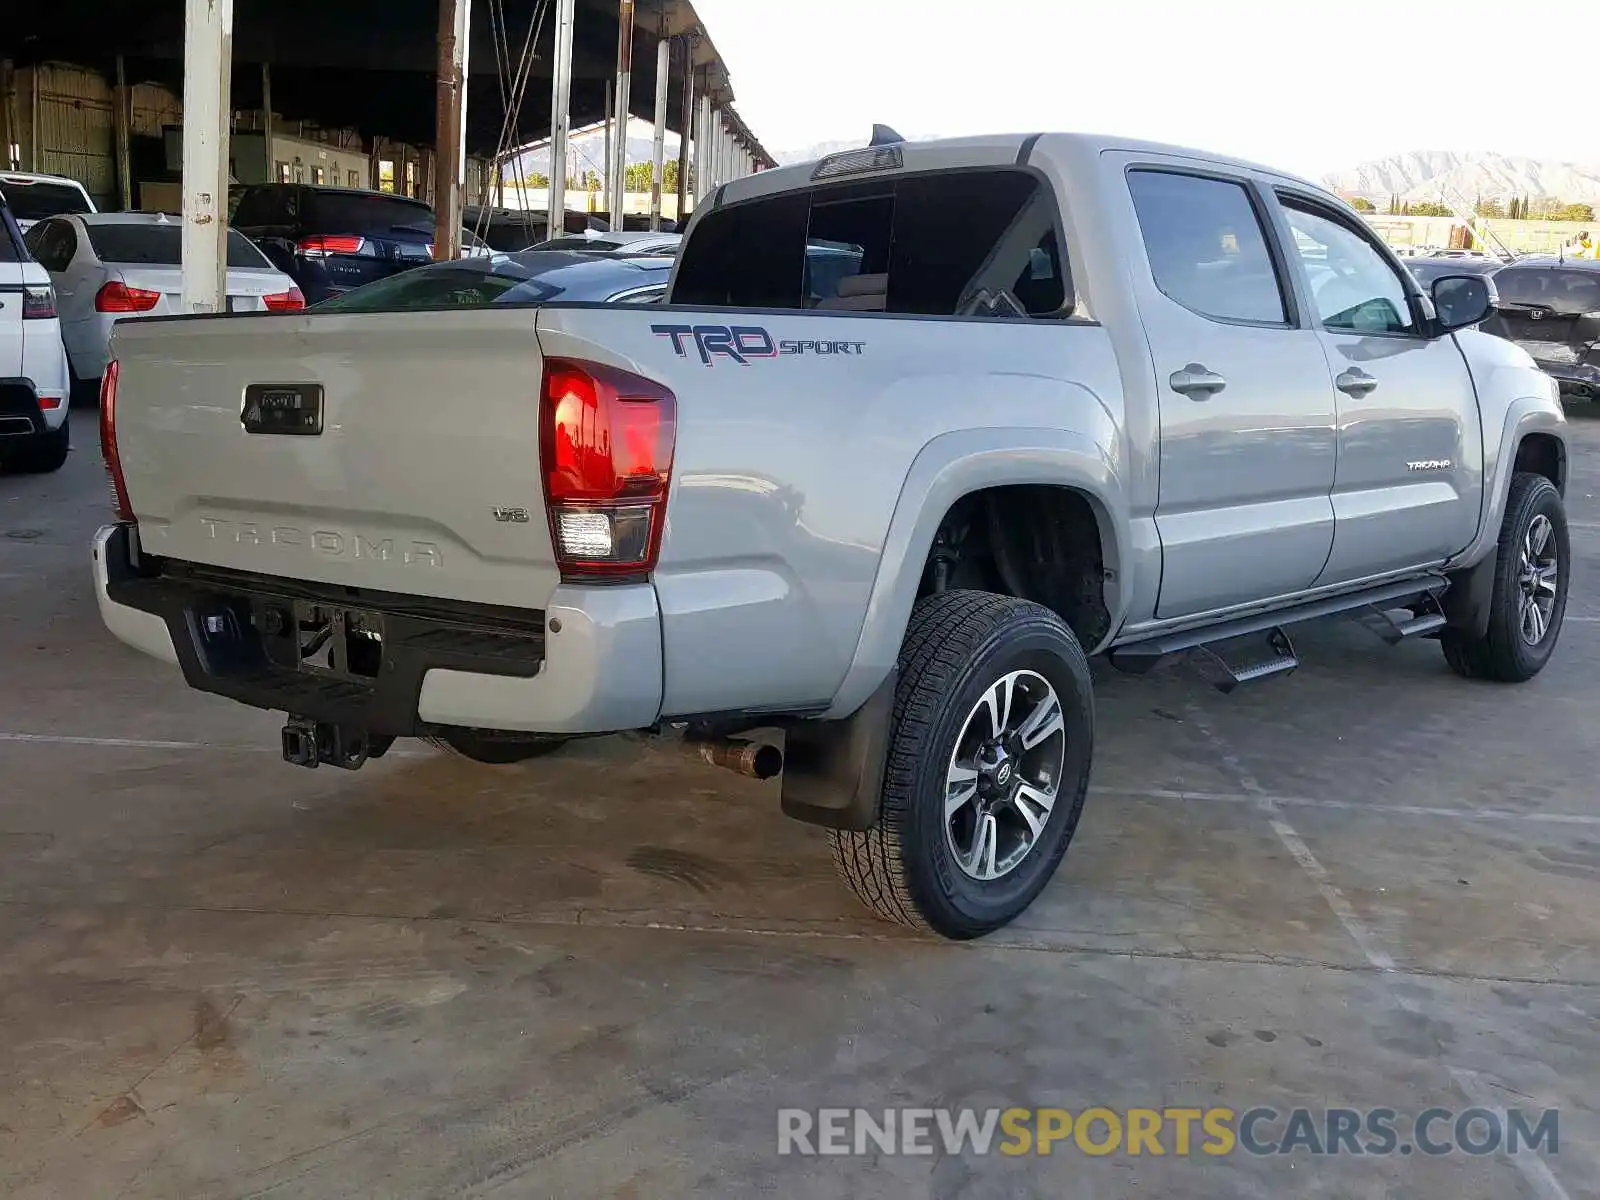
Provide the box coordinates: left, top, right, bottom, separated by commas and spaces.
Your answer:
422, 727, 569, 764
829, 589, 1094, 939
1, 421, 70, 475
1441, 472, 1569, 683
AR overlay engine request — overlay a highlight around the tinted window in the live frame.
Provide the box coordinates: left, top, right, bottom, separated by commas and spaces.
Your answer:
231, 186, 292, 227
1493, 267, 1600, 312
1281, 198, 1416, 334
84, 223, 270, 269
0, 179, 91, 221
672, 169, 1073, 318
534, 236, 626, 252
303, 191, 434, 237
1128, 170, 1286, 325
24, 219, 77, 270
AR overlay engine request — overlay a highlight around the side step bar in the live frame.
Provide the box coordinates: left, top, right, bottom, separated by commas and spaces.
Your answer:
1110, 576, 1449, 680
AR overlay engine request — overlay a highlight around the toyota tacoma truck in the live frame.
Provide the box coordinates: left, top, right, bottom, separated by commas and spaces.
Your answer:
92, 132, 1570, 939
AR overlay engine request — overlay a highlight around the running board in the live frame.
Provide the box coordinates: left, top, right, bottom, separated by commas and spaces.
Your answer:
1110, 576, 1449, 677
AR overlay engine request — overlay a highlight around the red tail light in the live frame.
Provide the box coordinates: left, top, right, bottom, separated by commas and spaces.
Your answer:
540, 358, 677, 578
95, 281, 161, 313
296, 235, 365, 257
99, 360, 135, 523
262, 287, 306, 311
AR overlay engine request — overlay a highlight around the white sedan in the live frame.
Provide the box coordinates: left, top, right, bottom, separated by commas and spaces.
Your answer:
22, 211, 302, 396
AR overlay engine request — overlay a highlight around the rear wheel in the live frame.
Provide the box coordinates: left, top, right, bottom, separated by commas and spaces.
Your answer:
1, 421, 70, 475
829, 590, 1094, 939
422, 727, 570, 764
1442, 472, 1568, 682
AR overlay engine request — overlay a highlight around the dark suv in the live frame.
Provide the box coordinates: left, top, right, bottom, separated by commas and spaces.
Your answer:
230, 184, 440, 304
1478, 256, 1600, 400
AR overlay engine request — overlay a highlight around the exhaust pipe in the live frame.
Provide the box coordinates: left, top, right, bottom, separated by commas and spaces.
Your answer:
697, 739, 784, 780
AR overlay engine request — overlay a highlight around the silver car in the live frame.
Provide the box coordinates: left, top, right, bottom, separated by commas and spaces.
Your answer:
23, 211, 300, 394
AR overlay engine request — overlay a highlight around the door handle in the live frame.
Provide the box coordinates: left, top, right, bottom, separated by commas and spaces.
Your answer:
1169, 363, 1227, 398
1335, 368, 1378, 397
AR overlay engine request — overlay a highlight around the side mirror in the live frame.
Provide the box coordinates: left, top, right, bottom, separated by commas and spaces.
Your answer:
1431, 274, 1494, 333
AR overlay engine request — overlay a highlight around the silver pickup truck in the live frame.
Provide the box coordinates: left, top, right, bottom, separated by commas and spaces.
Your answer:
93, 132, 1570, 939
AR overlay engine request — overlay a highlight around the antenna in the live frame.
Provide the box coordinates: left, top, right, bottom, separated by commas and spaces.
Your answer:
869, 124, 905, 147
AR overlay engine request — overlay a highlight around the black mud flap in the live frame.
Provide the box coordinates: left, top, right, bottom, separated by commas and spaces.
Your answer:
779, 671, 895, 831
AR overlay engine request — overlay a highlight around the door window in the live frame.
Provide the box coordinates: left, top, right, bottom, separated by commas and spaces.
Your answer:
1280, 197, 1417, 335
1127, 170, 1287, 325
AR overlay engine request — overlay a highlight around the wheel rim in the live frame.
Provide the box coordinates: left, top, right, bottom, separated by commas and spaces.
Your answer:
1517, 513, 1559, 646
944, 669, 1068, 882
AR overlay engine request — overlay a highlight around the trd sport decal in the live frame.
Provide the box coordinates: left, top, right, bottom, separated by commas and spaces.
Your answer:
652, 324, 866, 366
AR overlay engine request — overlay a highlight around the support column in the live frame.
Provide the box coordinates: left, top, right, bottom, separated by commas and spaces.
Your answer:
114, 55, 133, 209
30, 63, 40, 170
181, 0, 233, 314
674, 41, 692, 222
608, 0, 635, 231
546, 0, 576, 238
648, 36, 668, 231
601, 82, 612, 209
432, 0, 471, 261
694, 93, 710, 205
259, 61, 272, 186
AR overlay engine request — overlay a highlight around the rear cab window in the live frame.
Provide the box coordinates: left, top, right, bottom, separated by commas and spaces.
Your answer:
671, 167, 1079, 320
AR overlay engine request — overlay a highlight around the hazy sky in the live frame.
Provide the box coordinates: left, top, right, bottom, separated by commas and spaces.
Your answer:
691, 0, 1596, 175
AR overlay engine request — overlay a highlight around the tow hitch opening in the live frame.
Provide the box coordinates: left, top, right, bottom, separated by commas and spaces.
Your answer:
281, 716, 394, 770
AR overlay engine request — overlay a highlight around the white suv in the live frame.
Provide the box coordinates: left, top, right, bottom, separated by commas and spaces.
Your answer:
0, 195, 71, 474
0, 171, 97, 232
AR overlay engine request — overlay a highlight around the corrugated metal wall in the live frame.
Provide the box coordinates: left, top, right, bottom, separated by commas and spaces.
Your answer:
5, 62, 182, 209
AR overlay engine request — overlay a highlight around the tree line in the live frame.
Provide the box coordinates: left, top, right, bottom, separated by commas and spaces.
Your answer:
1351, 194, 1595, 221
500, 161, 685, 193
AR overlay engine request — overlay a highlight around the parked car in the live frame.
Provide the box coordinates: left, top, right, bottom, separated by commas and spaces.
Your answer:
230, 183, 487, 304
526, 230, 683, 256
93, 132, 1569, 939
0, 170, 96, 232
1477, 257, 1600, 401
0, 194, 70, 473
1402, 255, 1504, 288
313, 249, 674, 311
24, 211, 301, 399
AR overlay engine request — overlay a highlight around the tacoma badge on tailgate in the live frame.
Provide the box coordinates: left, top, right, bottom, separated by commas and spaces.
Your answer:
242, 384, 324, 435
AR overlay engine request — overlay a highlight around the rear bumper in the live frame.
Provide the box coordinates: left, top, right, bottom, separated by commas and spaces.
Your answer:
1529, 358, 1600, 396
92, 523, 663, 736
0, 377, 67, 437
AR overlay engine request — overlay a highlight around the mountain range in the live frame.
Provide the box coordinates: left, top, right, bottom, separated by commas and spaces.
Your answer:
1322, 151, 1600, 207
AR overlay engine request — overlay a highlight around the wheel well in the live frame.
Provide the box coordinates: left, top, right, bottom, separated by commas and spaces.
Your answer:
918, 485, 1111, 648
1514, 433, 1565, 494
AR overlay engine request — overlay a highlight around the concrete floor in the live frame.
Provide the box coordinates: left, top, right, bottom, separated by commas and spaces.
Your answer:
2, 407, 1597, 1198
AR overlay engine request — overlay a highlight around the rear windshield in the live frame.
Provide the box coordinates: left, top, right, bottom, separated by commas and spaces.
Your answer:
0, 179, 91, 221
304, 192, 434, 238
672, 168, 1076, 319
84, 223, 271, 268
1493, 267, 1600, 312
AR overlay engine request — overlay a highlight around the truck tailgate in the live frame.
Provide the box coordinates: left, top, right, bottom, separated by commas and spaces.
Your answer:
110, 309, 561, 609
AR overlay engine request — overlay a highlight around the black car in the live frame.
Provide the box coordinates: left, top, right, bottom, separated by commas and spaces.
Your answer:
1478, 257, 1600, 401
1402, 255, 1504, 287
309, 249, 674, 312
230, 184, 443, 304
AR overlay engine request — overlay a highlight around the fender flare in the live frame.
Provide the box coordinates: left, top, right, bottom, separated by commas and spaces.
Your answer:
1444, 398, 1569, 638
822, 426, 1127, 720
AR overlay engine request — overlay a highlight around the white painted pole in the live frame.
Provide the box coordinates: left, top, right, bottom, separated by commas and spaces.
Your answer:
609, 0, 635, 231
648, 36, 668, 231
694, 94, 710, 205
546, 0, 576, 239
181, 0, 233, 314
